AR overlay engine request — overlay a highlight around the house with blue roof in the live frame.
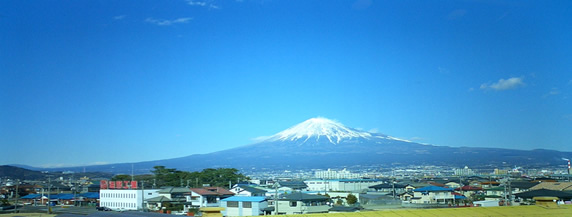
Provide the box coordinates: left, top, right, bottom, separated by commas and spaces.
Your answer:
20, 194, 42, 205
410, 186, 455, 204
221, 196, 268, 216
77, 192, 99, 206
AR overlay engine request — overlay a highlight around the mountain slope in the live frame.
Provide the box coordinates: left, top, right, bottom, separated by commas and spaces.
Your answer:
33, 117, 572, 173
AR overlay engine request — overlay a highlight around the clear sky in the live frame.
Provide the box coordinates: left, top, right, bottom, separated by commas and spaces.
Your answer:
1, 0, 571, 168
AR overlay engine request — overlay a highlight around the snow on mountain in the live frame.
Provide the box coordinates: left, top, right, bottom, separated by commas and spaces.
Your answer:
267, 117, 374, 144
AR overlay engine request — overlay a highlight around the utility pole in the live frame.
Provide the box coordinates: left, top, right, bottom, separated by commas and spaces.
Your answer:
140, 181, 145, 212
47, 176, 51, 214
14, 179, 19, 213
568, 159, 570, 182
273, 182, 279, 215
73, 177, 77, 207
392, 177, 396, 199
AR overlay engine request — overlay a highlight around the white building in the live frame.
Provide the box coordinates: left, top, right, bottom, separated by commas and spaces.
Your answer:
314, 169, 362, 179
304, 179, 384, 192
410, 186, 454, 204
189, 187, 235, 207
100, 189, 159, 211
454, 166, 476, 176
473, 200, 500, 207
221, 196, 268, 216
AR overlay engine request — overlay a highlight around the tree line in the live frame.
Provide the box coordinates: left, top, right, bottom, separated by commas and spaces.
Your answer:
111, 166, 249, 188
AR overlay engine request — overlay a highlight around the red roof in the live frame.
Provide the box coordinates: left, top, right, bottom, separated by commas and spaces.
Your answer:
190, 187, 234, 196
455, 185, 483, 191
428, 182, 447, 187
480, 181, 500, 185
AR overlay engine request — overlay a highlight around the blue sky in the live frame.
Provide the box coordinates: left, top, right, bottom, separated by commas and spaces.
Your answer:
1, 0, 571, 168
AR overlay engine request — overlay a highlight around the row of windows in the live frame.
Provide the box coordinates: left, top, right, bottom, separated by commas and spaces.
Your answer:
226, 201, 252, 208
101, 201, 137, 208
101, 192, 137, 199
308, 182, 327, 184
303, 201, 327, 206
283, 201, 326, 207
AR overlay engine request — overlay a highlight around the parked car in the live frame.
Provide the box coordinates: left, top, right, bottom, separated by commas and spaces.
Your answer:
96, 206, 112, 211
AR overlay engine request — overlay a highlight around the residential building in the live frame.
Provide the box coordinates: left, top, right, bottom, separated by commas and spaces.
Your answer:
510, 181, 537, 193
145, 187, 192, 211
444, 181, 462, 189
410, 186, 454, 204
273, 192, 329, 215
221, 196, 268, 216
368, 183, 409, 196
276, 181, 308, 191
455, 185, 483, 197
230, 184, 267, 197
189, 187, 234, 207
529, 182, 572, 191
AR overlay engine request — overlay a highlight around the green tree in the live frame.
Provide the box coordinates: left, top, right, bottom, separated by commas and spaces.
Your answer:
111, 174, 132, 181
346, 193, 358, 205
152, 166, 178, 187
336, 199, 343, 205
147, 166, 249, 188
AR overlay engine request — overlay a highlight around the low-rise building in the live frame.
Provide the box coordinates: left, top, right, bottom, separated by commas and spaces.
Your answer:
145, 187, 193, 211
276, 181, 308, 191
314, 169, 362, 179
189, 187, 234, 207
529, 182, 572, 191
369, 183, 409, 196
221, 196, 268, 216
410, 186, 454, 204
230, 185, 267, 197
100, 189, 159, 211
274, 192, 329, 215
305, 179, 383, 192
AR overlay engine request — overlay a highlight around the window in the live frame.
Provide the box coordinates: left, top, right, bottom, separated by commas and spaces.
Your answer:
290, 201, 297, 207
243, 202, 252, 208
227, 201, 239, 207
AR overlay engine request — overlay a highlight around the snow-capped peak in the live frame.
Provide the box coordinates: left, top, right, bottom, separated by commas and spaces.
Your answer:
268, 117, 373, 144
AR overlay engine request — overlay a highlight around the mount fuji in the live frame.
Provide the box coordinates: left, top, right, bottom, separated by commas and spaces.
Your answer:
29, 117, 572, 173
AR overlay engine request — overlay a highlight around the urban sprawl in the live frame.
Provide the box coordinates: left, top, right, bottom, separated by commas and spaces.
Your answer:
2, 164, 572, 216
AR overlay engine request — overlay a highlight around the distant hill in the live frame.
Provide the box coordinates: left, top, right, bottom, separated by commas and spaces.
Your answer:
0, 165, 113, 180
0, 165, 46, 180
19, 117, 572, 174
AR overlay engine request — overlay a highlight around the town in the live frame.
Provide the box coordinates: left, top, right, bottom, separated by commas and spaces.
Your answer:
2, 163, 572, 216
